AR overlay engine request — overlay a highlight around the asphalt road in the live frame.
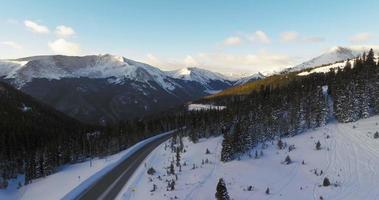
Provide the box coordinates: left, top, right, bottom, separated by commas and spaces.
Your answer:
74, 133, 173, 200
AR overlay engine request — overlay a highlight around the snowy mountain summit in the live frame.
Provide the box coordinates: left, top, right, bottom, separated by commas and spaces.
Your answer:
167, 67, 234, 92
284, 46, 359, 73
0, 55, 242, 123
0, 54, 180, 90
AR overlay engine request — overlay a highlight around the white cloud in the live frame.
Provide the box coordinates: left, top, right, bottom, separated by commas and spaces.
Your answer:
184, 55, 198, 66
197, 51, 294, 71
143, 51, 295, 74
248, 30, 271, 44
280, 31, 324, 43
24, 20, 50, 34
304, 36, 324, 43
350, 32, 375, 43
48, 38, 80, 55
55, 25, 75, 37
349, 45, 379, 53
1, 41, 23, 49
145, 53, 162, 66
223, 36, 242, 46
280, 31, 299, 42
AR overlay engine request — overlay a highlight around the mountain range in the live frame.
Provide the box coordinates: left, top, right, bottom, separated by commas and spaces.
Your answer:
0, 55, 262, 124
0, 46, 368, 124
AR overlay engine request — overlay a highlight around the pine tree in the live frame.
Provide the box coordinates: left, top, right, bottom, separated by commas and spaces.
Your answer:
323, 177, 331, 186
215, 178, 230, 200
366, 48, 375, 66
316, 141, 321, 150
284, 155, 292, 165
221, 133, 233, 162
176, 147, 181, 167
206, 148, 211, 154
169, 163, 175, 175
277, 139, 284, 150
374, 131, 379, 139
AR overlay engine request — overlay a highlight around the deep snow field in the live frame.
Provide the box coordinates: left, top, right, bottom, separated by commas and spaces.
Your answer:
117, 116, 379, 200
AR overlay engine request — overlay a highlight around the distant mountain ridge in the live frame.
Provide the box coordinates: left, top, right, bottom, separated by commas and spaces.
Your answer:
0, 54, 260, 124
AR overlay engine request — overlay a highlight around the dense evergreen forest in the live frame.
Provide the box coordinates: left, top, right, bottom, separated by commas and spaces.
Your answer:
185, 49, 379, 162
0, 82, 185, 188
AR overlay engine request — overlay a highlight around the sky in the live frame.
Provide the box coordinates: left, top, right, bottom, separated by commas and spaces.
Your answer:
0, 0, 378, 75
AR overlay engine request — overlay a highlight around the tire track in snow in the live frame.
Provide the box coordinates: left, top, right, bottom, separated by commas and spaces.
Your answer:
183, 139, 221, 200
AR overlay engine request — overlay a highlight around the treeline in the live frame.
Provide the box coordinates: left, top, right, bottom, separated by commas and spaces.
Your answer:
330, 49, 379, 122
185, 49, 379, 162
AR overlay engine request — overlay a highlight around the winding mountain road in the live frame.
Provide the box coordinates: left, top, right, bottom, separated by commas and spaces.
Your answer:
73, 133, 173, 200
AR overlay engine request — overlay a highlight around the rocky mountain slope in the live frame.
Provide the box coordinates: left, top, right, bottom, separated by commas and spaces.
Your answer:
0, 55, 241, 124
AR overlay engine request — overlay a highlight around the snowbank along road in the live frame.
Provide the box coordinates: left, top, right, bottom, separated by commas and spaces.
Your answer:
74, 132, 174, 200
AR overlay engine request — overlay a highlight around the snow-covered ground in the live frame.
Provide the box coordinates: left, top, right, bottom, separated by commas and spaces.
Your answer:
0, 131, 172, 200
188, 104, 226, 111
297, 60, 351, 76
118, 116, 379, 200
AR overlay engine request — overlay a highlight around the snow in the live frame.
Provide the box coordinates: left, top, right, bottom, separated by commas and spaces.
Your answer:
117, 116, 379, 200
286, 46, 358, 73
297, 56, 378, 76
0, 55, 178, 91
233, 72, 264, 86
167, 67, 233, 92
188, 104, 226, 111
168, 67, 230, 84
20, 104, 31, 112
0, 60, 28, 78
297, 60, 352, 76
0, 131, 174, 200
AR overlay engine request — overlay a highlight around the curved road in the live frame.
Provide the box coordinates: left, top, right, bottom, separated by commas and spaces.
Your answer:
73, 133, 173, 200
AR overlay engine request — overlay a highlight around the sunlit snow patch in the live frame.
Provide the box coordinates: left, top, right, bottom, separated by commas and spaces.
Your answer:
188, 104, 226, 111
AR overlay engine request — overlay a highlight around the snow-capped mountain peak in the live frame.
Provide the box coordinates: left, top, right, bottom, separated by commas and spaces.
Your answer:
0, 54, 179, 91
233, 72, 264, 86
284, 46, 358, 73
168, 67, 230, 83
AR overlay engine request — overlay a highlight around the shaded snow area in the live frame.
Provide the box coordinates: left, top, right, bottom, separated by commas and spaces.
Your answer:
188, 104, 226, 111
0, 131, 172, 200
118, 116, 379, 200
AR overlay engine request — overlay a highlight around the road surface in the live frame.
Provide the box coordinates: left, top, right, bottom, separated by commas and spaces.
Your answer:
74, 133, 173, 200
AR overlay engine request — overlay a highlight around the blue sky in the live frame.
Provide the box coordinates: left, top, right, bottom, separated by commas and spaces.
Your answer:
0, 0, 378, 74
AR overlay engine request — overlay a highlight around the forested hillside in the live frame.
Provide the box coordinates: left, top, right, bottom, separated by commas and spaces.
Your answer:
185, 49, 379, 162
0, 82, 184, 188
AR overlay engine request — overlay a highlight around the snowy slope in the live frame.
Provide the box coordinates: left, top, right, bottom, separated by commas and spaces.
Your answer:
0, 55, 241, 123
117, 116, 379, 200
0, 55, 178, 91
297, 57, 379, 76
232, 72, 264, 86
188, 103, 226, 111
284, 46, 359, 73
168, 67, 230, 82
167, 67, 233, 89
297, 60, 353, 76
0, 131, 172, 200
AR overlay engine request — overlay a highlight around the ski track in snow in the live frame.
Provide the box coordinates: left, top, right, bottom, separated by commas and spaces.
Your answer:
183, 139, 220, 200
118, 116, 379, 200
